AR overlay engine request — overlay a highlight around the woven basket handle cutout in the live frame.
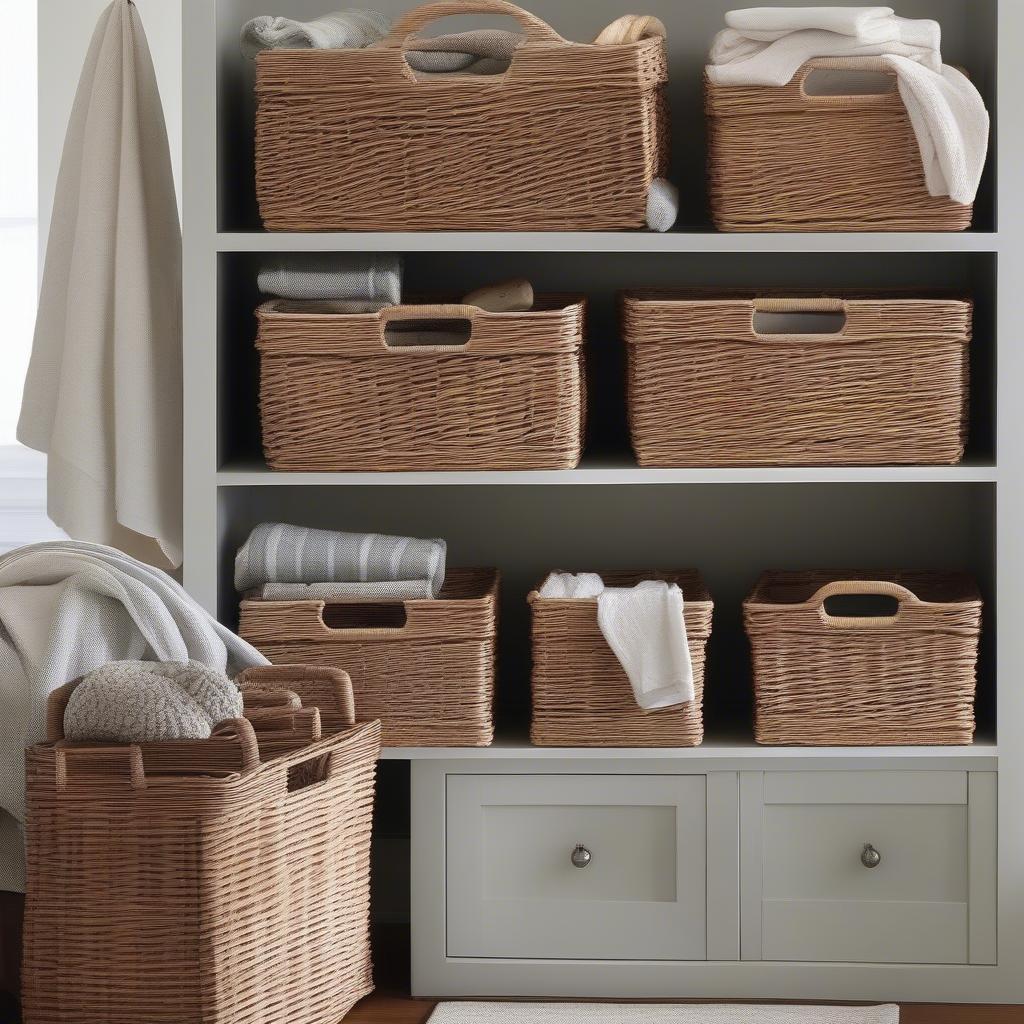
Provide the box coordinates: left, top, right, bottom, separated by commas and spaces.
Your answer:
796, 57, 899, 107
750, 298, 849, 344
237, 666, 357, 728
54, 743, 147, 792
380, 0, 566, 49
810, 579, 921, 630
379, 304, 478, 354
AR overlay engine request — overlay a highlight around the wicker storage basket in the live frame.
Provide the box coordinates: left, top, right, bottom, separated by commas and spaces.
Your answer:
529, 571, 713, 747
239, 568, 499, 747
254, 0, 669, 231
706, 57, 974, 231
745, 571, 982, 746
256, 298, 586, 472
622, 292, 972, 467
22, 669, 380, 1024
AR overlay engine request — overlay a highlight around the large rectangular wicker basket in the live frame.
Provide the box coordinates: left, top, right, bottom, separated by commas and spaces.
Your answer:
254, 0, 668, 231
744, 572, 982, 746
239, 569, 499, 747
706, 57, 974, 231
622, 292, 972, 467
529, 571, 713, 747
256, 298, 586, 472
22, 671, 380, 1024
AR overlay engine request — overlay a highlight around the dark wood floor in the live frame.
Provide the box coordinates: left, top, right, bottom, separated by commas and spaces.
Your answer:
356, 926, 1024, 1024
347, 992, 1024, 1024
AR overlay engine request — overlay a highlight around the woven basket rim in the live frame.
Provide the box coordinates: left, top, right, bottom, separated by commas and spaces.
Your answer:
622, 288, 973, 306
241, 566, 500, 607
257, 295, 587, 321
744, 570, 982, 611
528, 569, 712, 607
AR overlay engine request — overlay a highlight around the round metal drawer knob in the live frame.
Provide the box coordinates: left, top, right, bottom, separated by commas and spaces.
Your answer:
861, 843, 882, 869
571, 844, 593, 869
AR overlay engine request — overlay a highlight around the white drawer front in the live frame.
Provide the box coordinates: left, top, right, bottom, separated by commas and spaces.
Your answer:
750, 771, 980, 965
446, 774, 707, 961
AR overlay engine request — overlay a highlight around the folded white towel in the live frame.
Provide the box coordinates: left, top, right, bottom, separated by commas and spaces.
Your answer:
726, 7, 900, 42
241, 9, 390, 58
538, 574, 694, 710
707, 7, 988, 205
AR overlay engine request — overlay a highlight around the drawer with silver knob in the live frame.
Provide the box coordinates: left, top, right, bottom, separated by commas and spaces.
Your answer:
445, 774, 708, 961
741, 770, 997, 966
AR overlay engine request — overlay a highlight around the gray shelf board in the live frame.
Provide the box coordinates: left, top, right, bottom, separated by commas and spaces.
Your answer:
215, 230, 1000, 255
216, 458, 998, 487
379, 730, 998, 765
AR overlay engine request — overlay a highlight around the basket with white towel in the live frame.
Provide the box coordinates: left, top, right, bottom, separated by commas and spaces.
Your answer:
529, 571, 713, 748
705, 6, 990, 231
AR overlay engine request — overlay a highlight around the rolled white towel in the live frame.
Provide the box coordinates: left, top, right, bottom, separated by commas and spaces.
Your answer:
258, 254, 402, 305
241, 9, 390, 58
647, 178, 680, 233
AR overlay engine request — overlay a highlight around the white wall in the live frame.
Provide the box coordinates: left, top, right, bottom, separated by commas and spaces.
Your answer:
37, 0, 182, 256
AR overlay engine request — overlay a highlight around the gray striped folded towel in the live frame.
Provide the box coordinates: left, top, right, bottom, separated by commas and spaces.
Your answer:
257, 254, 402, 306
250, 580, 434, 602
235, 523, 446, 597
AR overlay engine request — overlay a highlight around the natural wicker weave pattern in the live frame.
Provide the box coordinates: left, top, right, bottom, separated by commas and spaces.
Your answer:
622, 292, 972, 467
256, 298, 586, 472
745, 571, 982, 746
706, 58, 974, 231
529, 571, 713, 747
240, 569, 499, 747
254, 0, 669, 231
22, 679, 380, 1024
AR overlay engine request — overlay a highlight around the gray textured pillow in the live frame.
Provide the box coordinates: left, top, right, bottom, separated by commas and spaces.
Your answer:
64, 660, 243, 743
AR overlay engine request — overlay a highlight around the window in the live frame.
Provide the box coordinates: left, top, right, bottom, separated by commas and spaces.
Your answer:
0, 2, 63, 551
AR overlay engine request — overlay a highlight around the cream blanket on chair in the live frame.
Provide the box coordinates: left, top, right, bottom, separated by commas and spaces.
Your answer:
0, 541, 267, 893
18, 0, 183, 570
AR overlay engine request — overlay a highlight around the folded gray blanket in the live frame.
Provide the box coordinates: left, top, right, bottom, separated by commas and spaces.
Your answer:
258, 254, 402, 306
64, 660, 243, 743
241, 9, 390, 58
251, 580, 434, 602
405, 30, 524, 75
235, 523, 447, 597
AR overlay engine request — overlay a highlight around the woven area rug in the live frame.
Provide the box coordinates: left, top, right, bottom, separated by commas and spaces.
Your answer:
428, 1004, 899, 1024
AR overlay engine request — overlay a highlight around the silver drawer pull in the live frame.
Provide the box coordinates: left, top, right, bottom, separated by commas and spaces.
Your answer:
861, 843, 882, 869
571, 844, 592, 869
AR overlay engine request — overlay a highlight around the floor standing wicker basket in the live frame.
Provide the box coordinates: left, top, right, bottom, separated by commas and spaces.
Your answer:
622, 292, 972, 467
256, 298, 586, 472
239, 569, 499, 747
529, 571, 713, 747
254, 0, 669, 231
22, 670, 381, 1024
706, 57, 975, 231
745, 571, 982, 746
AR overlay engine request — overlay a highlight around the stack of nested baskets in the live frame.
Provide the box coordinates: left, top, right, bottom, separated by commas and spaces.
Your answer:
254, 0, 669, 231
256, 299, 586, 472
744, 572, 983, 746
622, 292, 972, 467
706, 57, 975, 231
529, 571, 714, 747
22, 666, 379, 1024
239, 569, 500, 747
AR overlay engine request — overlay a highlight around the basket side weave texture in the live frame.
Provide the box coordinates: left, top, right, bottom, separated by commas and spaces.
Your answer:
22, 721, 380, 1024
705, 59, 974, 232
745, 571, 981, 745
622, 294, 972, 467
530, 570, 713, 747
255, 36, 669, 231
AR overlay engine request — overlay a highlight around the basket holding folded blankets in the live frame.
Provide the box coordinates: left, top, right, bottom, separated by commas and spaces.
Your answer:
236, 523, 499, 747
